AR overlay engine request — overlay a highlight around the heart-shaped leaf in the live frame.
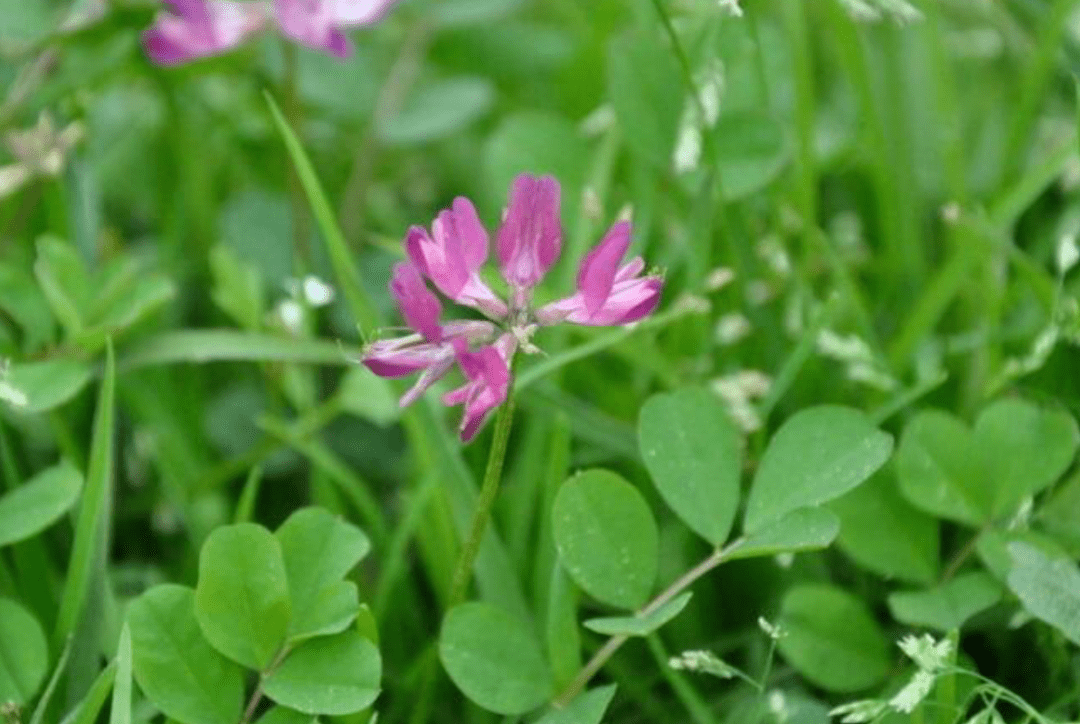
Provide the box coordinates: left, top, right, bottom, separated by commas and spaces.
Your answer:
195, 524, 291, 669
0, 462, 83, 548
127, 585, 244, 724
0, 597, 48, 705
440, 602, 553, 715
888, 572, 1002, 631
275, 507, 369, 642
639, 389, 741, 546
744, 406, 892, 532
263, 630, 381, 715
552, 470, 658, 609
777, 584, 890, 693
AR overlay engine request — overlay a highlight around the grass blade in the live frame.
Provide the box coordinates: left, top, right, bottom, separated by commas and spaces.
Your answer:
264, 91, 380, 334
55, 340, 115, 645
120, 330, 364, 370
107, 624, 131, 724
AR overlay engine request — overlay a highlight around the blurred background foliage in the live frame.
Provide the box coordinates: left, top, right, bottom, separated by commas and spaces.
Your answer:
3, 0, 1080, 721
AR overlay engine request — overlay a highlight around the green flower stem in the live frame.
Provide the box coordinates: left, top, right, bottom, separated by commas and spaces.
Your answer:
554, 541, 740, 707
447, 388, 517, 608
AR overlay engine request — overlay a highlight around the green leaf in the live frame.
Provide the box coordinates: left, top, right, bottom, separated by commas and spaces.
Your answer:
55, 340, 114, 645
897, 401, 1078, 526
712, 111, 790, 199
608, 31, 683, 167
0, 462, 83, 548
109, 623, 132, 724
973, 399, 1077, 517
895, 410, 982, 525
263, 630, 381, 716
265, 93, 379, 333
0, 597, 48, 705
380, 76, 495, 146
1006, 542, 1080, 645
33, 236, 88, 337
777, 584, 890, 693
533, 684, 617, 724
195, 523, 291, 669
275, 507, 370, 642
976, 529, 1068, 583
0, 0, 55, 47
552, 469, 658, 610
2, 359, 92, 413
440, 602, 553, 715
888, 573, 1002, 632
1039, 471, 1080, 557
712, 111, 789, 199
483, 111, 590, 221
725, 507, 840, 561
744, 406, 893, 532
639, 389, 741, 546
127, 585, 244, 724
256, 708, 319, 724
337, 367, 400, 427
830, 470, 939, 585
584, 592, 693, 637
209, 245, 265, 331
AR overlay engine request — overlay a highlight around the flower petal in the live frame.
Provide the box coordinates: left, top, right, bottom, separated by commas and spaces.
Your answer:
536, 271, 662, 327
273, 0, 354, 56
496, 173, 562, 291
390, 262, 443, 342
409, 213, 508, 319
576, 220, 631, 316
143, 0, 266, 65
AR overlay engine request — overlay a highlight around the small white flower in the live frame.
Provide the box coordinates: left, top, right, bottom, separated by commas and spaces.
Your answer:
716, 0, 743, 17
705, 267, 735, 292
758, 616, 785, 640
668, 650, 737, 678
829, 699, 887, 723
302, 275, 335, 307
898, 634, 952, 671
889, 669, 935, 713
768, 690, 789, 722
277, 300, 304, 334
715, 313, 752, 345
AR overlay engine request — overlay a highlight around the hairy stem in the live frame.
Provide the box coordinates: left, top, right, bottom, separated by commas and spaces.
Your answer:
554, 542, 738, 706
447, 390, 517, 607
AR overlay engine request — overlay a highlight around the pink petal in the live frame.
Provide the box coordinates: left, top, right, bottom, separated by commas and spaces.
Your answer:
143, 0, 266, 65
576, 220, 631, 316
362, 337, 444, 377
326, 0, 402, 26
389, 262, 443, 342
410, 214, 508, 319
496, 173, 562, 291
448, 197, 489, 271
410, 223, 468, 299
536, 273, 663, 327
273, 0, 353, 56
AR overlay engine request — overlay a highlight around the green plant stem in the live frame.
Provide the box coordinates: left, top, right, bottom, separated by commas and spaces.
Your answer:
447, 389, 517, 607
240, 646, 292, 724
555, 542, 737, 706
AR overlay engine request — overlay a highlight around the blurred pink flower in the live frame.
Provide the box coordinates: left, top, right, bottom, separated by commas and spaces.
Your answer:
142, 0, 401, 65
364, 173, 664, 441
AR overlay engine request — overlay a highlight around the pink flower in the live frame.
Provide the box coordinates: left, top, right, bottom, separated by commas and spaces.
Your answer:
363, 173, 664, 441
142, 0, 401, 65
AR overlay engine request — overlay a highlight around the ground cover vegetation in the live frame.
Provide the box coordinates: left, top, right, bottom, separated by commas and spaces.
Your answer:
2, 0, 1080, 722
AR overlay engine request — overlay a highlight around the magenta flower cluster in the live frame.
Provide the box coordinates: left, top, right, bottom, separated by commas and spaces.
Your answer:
142, 0, 401, 65
363, 174, 664, 441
